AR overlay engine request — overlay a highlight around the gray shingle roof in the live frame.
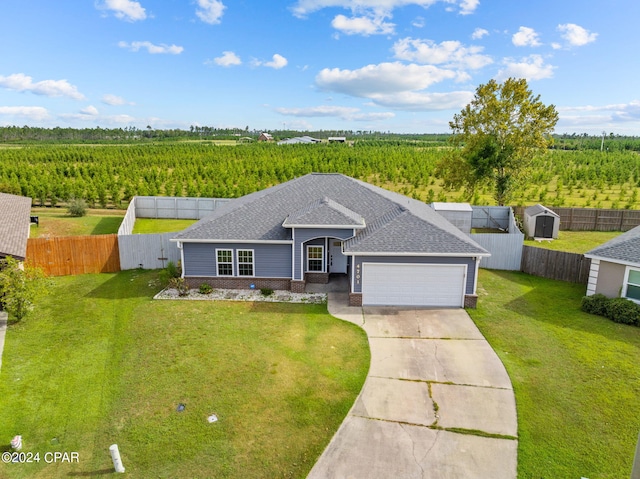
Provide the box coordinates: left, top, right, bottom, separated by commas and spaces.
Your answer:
585, 225, 640, 266
0, 193, 32, 260
525, 204, 559, 217
283, 197, 364, 228
174, 173, 488, 256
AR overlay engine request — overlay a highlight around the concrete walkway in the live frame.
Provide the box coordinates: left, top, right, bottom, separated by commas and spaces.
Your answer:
307, 293, 518, 479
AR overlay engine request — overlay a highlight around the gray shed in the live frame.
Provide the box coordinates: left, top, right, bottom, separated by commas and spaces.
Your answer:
523, 204, 560, 239
431, 202, 473, 234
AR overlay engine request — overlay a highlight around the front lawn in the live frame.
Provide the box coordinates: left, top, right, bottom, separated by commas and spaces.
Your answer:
469, 270, 640, 479
0, 271, 370, 478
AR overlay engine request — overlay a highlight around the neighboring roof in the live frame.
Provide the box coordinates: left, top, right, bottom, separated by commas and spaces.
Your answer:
584, 224, 640, 266
282, 197, 365, 228
524, 204, 559, 217
277, 136, 321, 145
174, 173, 489, 257
431, 202, 473, 212
0, 193, 32, 260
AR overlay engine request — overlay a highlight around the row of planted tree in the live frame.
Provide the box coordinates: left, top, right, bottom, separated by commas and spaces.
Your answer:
0, 141, 638, 209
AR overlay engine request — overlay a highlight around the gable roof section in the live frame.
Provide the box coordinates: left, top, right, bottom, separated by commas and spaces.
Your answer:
283, 197, 365, 228
585, 225, 640, 267
525, 204, 559, 217
173, 173, 488, 256
0, 193, 32, 260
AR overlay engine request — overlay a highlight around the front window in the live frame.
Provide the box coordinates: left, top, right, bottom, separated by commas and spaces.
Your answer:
624, 268, 640, 302
237, 249, 254, 276
216, 249, 233, 276
307, 246, 324, 272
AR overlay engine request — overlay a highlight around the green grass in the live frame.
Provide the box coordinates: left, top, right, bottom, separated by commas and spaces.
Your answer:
29, 207, 125, 237
468, 270, 640, 479
132, 218, 197, 234
523, 230, 623, 254
0, 271, 370, 478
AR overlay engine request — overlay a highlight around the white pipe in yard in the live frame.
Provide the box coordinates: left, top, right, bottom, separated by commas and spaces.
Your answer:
109, 444, 125, 473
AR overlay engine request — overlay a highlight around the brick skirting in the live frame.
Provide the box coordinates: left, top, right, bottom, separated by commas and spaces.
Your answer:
305, 272, 329, 284
185, 277, 292, 291
349, 293, 363, 307
290, 280, 306, 293
464, 294, 478, 309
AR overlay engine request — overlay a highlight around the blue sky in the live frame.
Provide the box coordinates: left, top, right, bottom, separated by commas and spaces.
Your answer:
1, 0, 638, 134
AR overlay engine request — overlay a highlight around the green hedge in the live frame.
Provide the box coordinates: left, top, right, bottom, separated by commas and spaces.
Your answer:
581, 294, 640, 326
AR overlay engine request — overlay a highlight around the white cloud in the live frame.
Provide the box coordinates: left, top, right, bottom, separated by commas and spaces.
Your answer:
331, 13, 395, 35
367, 90, 474, 110
275, 105, 395, 121
316, 62, 457, 98
0, 73, 85, 100
195, 0, 226, 25
291, 1, 479, 19
98, 0, 146, 22
0, 106, 50, 121
512, 26, 541, 47
496, 54, 555, 81
392, 37, 492, 70
471, 27, 488, 40
80, 105, 99, 116
253, 54, 288, 69
118, 41, 184, 54
210, 51, 242, 67
557, 23, 597, 47
412, 16, 425, 28
102, 94, 133, 106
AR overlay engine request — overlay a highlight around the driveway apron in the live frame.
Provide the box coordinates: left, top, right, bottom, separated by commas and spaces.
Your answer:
307, 293, 517, 479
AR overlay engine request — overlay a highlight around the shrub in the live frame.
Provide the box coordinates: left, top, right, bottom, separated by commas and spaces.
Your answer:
198, 283, 213, 295
581, 294, 609, 316
582, 294, 640, 326
168, 277, 189, 297
166, 261, 181, 279
260, 288, 274, 297
67, 198, 87, 217
604, 298, 640, 326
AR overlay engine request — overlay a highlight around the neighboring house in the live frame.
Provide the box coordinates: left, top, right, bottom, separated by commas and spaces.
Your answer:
584, 225, 640, 303
172, 174, 489, 308
0, 193, 32, 261
257, 132, 273, 142
277, 136, 321, 145
328, 137, 346, 143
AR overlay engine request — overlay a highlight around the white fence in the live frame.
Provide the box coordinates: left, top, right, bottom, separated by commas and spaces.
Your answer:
471, 206, 524, 271
117, 196, 230, 270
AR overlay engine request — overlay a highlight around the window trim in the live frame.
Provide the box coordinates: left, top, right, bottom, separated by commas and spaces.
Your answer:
216, 248, 234, 277
237, 249, 255, 277
306, 245, 324, 273
622, 266, 640, 304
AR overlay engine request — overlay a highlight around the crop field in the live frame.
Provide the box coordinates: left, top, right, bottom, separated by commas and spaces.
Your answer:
0, 142, 638, 209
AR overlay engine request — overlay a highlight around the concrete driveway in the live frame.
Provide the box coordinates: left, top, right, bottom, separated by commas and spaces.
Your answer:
307, 293, 517, 479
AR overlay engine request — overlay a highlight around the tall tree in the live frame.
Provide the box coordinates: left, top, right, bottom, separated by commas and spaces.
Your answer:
440, 77, 559, 205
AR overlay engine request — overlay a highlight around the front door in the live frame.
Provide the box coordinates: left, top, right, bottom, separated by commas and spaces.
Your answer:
329, 240, 347, 273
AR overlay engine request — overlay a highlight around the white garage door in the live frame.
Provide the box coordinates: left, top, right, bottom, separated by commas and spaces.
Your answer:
362, 263, 467, 307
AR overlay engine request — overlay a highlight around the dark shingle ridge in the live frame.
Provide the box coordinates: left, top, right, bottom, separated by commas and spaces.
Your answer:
283, 196, 364, 227
0, 193, 32, 260
586, 225, 640, 265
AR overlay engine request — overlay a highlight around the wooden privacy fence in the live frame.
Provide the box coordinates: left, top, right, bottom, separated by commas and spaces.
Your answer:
520, 245, 591, 284
515, 206, 640, 231
26, 235, 120, 276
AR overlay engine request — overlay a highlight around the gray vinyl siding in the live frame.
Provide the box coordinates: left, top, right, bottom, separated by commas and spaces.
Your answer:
293, 228, 355, 280
351, 256, 476, 294
182, 242, 292, 278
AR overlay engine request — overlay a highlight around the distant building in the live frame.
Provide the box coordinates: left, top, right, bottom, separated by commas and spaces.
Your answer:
258, 132, 274, 142
277, 136, 321, 145
328, 137, 346, 143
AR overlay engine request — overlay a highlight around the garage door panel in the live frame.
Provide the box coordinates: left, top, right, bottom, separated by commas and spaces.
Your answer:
362, 263, 465, 307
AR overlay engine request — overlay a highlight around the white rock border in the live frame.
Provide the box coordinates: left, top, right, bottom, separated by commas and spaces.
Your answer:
154, 287, 327, 304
